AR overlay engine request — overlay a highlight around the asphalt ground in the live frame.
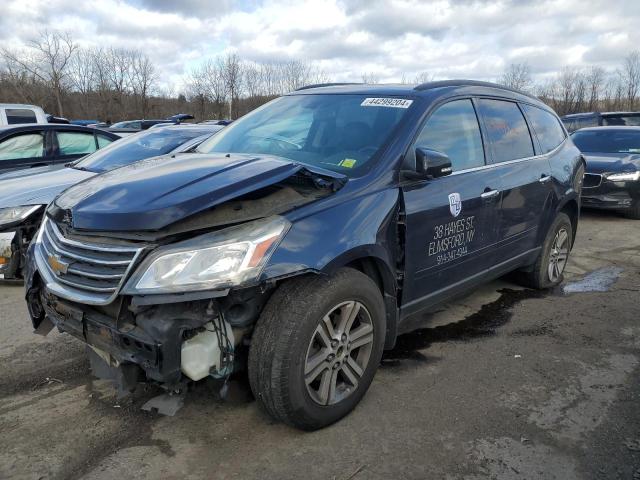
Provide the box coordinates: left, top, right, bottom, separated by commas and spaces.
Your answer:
0, 210, 639, 480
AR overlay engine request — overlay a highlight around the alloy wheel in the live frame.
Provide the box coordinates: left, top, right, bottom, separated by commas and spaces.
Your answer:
304, 301, 374, 406
548, 227, 569, 282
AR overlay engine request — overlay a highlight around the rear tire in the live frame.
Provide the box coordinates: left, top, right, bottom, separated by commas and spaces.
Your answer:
248, 268, 386, 430
519, 212, 573, 289
624, 200, 640, 220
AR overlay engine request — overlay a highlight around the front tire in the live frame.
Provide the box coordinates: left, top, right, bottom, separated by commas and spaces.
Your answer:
520, 212, 573, 289
248, 268, 386, 430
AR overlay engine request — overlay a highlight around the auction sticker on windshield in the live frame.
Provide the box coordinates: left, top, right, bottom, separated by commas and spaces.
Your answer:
361, 98, 413, 108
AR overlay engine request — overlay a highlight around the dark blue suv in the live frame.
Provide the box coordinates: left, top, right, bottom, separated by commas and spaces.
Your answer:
24, 81, 584, 430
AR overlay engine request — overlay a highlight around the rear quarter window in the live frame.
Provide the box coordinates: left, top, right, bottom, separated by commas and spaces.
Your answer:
477, 99, 534, 163
522, 104, 566, 154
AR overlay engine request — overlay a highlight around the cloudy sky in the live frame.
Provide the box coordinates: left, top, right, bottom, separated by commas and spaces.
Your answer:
1, 0, 638, 91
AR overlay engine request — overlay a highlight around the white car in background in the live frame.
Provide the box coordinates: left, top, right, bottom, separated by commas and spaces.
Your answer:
0, 104, 48, 126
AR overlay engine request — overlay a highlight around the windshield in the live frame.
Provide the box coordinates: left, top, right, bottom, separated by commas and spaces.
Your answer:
74, 127, 216, 173
571, 129, 640, 154
196, 94, 413, 175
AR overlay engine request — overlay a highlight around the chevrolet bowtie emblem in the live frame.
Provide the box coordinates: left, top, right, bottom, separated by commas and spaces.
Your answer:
47, 254, 69, 275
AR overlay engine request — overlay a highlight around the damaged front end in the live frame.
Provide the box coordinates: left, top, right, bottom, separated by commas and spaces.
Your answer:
25, 159, 343, 400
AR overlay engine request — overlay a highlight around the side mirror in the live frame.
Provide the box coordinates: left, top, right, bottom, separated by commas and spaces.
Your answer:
408, 147, 452, 180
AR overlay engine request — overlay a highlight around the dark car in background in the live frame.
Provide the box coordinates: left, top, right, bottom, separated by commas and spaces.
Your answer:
0, 124, 224, 279
572, 126, 640, 218
0, 124, 119, 175
561, 111, 640, 132
109, 119, 175, 130
24, 81, 583, 430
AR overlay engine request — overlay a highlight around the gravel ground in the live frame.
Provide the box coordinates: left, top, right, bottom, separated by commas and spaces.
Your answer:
0, 210, 639, 480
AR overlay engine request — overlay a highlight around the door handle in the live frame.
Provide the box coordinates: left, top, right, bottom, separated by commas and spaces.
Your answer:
539, 175, 551, 183
481, 189, 500, 199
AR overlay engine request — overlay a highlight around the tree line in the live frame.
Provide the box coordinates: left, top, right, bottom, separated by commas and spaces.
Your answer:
499, 52, 640, 116
2, 31, 640, 122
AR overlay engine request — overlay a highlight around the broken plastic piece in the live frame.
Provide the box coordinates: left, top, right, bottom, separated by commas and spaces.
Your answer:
141, 392, 185, 416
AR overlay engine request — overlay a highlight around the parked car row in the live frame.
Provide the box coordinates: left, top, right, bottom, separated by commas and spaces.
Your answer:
0, 124, 224, 279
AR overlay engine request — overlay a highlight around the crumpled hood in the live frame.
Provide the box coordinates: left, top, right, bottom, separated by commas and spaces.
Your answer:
0, 167, 94, 209
583, 152, 640, 174
54, 153, 339, 231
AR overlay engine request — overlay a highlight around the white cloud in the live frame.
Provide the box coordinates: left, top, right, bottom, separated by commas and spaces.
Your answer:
1, 0, 639, 90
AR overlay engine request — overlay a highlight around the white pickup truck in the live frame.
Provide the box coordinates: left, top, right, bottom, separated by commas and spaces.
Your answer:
0, 104, 48, 126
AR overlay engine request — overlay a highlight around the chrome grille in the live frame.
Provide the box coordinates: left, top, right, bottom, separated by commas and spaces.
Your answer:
35, 217, 145, 304
583, 173, 602, 188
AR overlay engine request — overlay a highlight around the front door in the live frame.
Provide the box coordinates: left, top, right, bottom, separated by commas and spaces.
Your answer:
400, 99, 503, 316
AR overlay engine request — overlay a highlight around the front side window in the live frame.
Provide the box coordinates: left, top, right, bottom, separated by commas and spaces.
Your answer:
196, 94, 412, 176
522, 104, 566, 154
477, 99, 534, 163
5, 108, 37, 124
571, 129, 640, 154
57, 131, 97, 156
0, 132, 44, 161
414, 99, 485, 171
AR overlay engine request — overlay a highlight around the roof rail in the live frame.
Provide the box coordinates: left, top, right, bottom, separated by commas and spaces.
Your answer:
295, 82, 363, 91
414, 79, 538, 99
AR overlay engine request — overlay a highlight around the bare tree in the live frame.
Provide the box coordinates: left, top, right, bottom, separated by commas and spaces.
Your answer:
69, 48, 96, 116
130, 51, 156, 117
499, 63, 533, 92
221, 53, 243, 118
585, 65, 606, 111
621, 50, 640, 110
1, 30, 77, 115
361, 72, 380, 84
413, 71, 434, 84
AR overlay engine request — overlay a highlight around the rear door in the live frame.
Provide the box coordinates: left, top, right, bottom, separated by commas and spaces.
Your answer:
0, 129, 49, 172
475, 99, 552, 259
51, 129, 99, 165
401, 99, 503, 314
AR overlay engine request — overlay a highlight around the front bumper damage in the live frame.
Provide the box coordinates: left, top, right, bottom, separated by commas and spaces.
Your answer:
25, 246, 270, 395
0, 231, 16, 278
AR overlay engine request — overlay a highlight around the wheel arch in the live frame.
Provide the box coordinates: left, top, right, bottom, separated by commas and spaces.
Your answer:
557, 197, 579, 248
321, 247, 399, 350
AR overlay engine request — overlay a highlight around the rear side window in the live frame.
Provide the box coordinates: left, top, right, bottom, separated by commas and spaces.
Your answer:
522, 104, 566, 154
6, 109, 37, 124
57, 131, 97, 155
415, 99, 485, 171
0, 132, 45, 161
477, 99, 534, 163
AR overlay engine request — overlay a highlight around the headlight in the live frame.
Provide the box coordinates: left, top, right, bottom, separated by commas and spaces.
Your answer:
606, 171, 640, 182
0, 205, 42, 228
124, 216, 290, 294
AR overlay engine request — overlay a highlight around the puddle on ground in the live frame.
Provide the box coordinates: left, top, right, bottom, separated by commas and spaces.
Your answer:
563, 266, 623, 293
382, 288, 549, 367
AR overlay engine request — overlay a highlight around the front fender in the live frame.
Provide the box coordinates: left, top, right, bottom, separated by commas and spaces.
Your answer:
261, 188, 400, 285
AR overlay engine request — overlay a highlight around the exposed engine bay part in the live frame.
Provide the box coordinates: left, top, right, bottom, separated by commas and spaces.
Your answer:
181, 318, 234, 381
